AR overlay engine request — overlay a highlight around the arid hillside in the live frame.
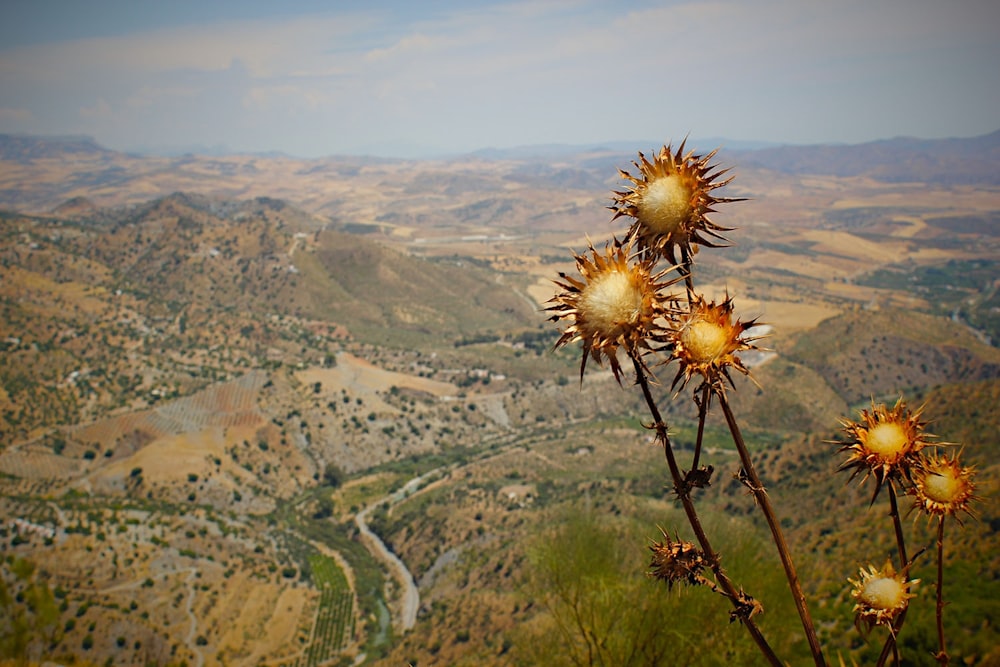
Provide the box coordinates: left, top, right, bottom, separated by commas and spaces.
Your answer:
1, 134, 998, 666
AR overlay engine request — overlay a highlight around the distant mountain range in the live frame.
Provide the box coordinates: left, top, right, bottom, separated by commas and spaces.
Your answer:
732, 129, 1000, 185
2, 130, 999, 186
466, 137, 785, 161
0, 133, 115, 161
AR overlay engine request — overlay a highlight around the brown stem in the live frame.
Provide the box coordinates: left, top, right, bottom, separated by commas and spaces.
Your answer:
679, 245, 696, 297
631, 355, 782, 667
876, 613, 904, 667
876, 483, 910, 667
888, 482, 909, 568
935, 516, 949, 666
690, 384, 711, 473
716, 387, 827, 667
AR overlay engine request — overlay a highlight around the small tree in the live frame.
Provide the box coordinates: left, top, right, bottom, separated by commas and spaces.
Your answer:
322, 462, 345, 488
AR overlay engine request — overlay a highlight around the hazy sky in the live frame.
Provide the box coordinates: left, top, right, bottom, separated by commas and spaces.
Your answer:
1, 0, 997, 158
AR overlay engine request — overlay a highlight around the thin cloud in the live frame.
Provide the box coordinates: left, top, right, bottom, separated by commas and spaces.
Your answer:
0, 0, 996, 156
0, 11, 378, 79
0, 107, 34, 124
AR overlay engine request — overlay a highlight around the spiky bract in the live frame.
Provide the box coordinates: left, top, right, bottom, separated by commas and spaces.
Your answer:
547, 239, 677, 382
666, 293, 760, 390
837, 398, 933, 500
912, 451, 978, 522
648, 529, 707, 589
849, 560, 917, 634
611, 141, 740, 263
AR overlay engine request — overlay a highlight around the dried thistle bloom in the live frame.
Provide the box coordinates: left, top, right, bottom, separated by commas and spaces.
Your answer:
912, 451, 978, 522
547, 238, 677, 382
837, 398, 934, 499
666, 293, 761, 390
648, 530, 707, 589
731, 590, 765, 622
611, 141, 741, 263
849, 560, 918, 634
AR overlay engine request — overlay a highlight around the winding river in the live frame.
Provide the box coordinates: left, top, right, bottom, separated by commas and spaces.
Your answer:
354, 470, 444, 632
351, 432, 533, 634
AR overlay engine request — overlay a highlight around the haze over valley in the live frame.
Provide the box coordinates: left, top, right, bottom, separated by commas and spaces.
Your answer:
1, 131, 998, 666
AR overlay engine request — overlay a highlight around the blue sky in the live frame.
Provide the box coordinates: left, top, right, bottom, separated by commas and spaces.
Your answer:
1, 0, 997, 158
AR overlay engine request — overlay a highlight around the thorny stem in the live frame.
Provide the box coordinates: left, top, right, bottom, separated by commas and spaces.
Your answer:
878, 620, 905, 667
717, 387, 827, 667
876, 483, 910, 667
691, 384, 711, 473
631, 354, 782, 667
679, 245, 696, 296
888, 482, 909, 568
935, 517, 949, 666
876, 609, 905, 667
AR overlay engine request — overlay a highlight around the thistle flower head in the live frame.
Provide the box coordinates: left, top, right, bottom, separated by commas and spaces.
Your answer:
912, 450, 978, 522
849, 560, 917, 634
547, 238, 678, 382
837, 398, 933, 500
666, 292, 761, 390
611, 141, 741, 262
648, 530, 707, 589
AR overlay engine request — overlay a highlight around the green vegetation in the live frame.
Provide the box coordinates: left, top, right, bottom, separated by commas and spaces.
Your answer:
299, 554, 355, 667
0, 557, 60, 662
517, 510, 799, 666
275, 489, 391, 659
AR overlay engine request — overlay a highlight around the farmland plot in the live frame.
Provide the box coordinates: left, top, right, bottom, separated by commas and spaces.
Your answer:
298, 553, 356, 666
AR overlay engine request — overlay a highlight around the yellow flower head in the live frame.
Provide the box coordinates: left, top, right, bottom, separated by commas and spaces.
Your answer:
912, 451, 978, 522
611, 141, 741, 263
837, 398, 933, 500
849, 560, 917, 634
547, 238, 678, 383
665, 293, 761, 390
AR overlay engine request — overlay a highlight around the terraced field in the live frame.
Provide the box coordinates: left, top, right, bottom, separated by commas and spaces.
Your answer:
297, 554, 356, 667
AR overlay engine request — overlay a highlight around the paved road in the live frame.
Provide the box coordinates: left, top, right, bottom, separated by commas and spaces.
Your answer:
351, 429, 551, 633
354, 473, 441, 632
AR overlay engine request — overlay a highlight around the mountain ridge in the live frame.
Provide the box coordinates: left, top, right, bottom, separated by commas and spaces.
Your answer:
3, 129, 998, 178
735, 129, 1000, 184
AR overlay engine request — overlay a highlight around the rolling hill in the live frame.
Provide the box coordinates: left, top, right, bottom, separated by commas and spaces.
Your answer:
0, 132, 998, 666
